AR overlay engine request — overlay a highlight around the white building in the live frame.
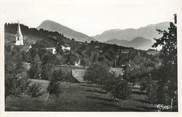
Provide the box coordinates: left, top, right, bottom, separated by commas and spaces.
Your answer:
45, 47, 57, 54
61, 45, 71, 52
15, 22, 24, 45
109, 67, 124, 77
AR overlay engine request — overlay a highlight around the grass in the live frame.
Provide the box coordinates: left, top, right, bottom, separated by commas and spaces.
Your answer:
5, 79, 157, 111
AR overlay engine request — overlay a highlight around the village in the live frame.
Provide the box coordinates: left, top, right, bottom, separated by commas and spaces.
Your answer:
4, 14, 177, 111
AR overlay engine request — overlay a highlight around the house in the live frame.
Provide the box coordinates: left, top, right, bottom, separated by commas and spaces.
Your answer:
109, 67, 124, 77
45, 47, 57, 54
61, 45, 71, 52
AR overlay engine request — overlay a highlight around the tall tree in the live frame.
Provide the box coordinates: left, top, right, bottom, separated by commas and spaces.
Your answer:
153, 22, 177, 65
152, 19, 177, 111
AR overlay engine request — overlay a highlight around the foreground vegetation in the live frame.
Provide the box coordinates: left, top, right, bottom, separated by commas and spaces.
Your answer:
6, 81, 157, 111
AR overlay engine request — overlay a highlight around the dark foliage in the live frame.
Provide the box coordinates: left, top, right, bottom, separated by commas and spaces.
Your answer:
103, 74, 131, 99
150, 21, 177, 111
111, 79, 131, 99
47, 73, 62, 97
5, 77, 30, 97
51, 69, 78, 83
27, 83, 43, 97
84, 63, 131, 99
84, 63, 110, 84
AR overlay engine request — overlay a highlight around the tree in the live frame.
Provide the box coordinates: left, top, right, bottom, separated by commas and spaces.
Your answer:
124, 54, 156, 83
152, 21, 177, 111
111, 79, 131, 99
153, 22, 177, 65
28, 54, 42, 79
47, 71, 62, 97
84, 63, 110, 84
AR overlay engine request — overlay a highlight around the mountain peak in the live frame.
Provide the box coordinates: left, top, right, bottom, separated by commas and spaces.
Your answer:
38, 20, 95, 42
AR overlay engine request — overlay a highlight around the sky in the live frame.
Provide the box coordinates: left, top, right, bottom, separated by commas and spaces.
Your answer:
0, 0, 179, 36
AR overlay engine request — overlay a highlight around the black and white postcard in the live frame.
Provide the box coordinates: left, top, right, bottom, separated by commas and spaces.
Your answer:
0, 0, 182, 117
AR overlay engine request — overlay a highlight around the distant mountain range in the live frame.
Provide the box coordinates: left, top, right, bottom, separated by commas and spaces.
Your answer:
37, 20, 170, 50
93, 22, 169, 42
93, 22, 170, 49
37, 20, 95, 42
107, 37, 153, 50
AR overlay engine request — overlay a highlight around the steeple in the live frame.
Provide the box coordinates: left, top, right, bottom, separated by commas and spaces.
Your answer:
15, 22, 24, 45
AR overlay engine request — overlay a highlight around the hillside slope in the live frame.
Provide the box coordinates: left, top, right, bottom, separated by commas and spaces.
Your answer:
37, 20, 95, 42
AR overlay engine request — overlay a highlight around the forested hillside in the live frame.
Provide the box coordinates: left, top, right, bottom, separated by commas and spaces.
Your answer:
5, 23, 154, 67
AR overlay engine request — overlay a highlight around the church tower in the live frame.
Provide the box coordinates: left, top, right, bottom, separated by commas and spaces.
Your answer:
15, 22, 24, 45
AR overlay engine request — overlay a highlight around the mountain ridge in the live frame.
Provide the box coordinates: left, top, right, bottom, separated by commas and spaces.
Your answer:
37, 20, 95, 42
93, 21, 170, 42
107, 37, 153, 50
37, 20, 170, 50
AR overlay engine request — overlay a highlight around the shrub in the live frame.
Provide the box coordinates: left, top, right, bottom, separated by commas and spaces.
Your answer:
51, 70, 65, 81
140, 76, 149, 91
102, 73, 116, 92
27, 83, 43, 97
103, 75, 132, 99
110, 79, 131, 99
5, 77, 30, 97
28, 64, 42, 79
41, 63, 55, 80
146, 80, 158, 104
47, 81, 61, 97
5, 77, 16, 98
47, 71, 62, 97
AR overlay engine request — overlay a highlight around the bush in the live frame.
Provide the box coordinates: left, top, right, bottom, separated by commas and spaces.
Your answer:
47, 71, 63, 97
27, 83, 43, 97
110, 78, 131, 99
5, 77, 17, 98
41, 63, 55, 80
146, 80, 158, 104
28, 63, 42, 79
47, 81, 61, 97
140, 76, 149, 91
51, 70, 65, 81
5, 77, 30, 97
102, 73, 116, 92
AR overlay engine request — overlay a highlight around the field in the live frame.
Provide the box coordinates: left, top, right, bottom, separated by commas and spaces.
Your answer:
5, 79, 157, 111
